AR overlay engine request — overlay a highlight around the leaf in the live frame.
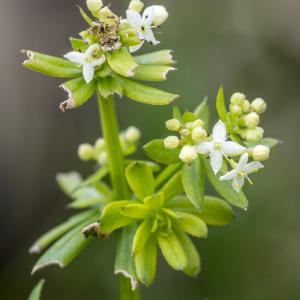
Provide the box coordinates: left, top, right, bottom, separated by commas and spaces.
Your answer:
125, 162, 155, 200
69, 37, 88, 52
175, 231, 201, 277
135, 236, 157, 287
133, 65, 176, 81
121, 204, 151, 219
203, 159, 248, 209
132, 219, 153, 255
28, 279, 45, 300
107, 48, 138, 77
100, 201, 136, 234
31, 212, 98, 274
116, 76, 179, 105
115, 225, 139, 290
77, 5, 93, 25
182, 157, 205, 210
194, 98, 210, 129
144, 193, 164, 209
216, 86, 228, 122
160, 172, 184, 202
98, 76, 123, 98
173, 105, 182, 121
154, 163, 182, 190
244, 138, 280, 148
157, 232, 187, 271
56, 172, 82, 196
143, 139, 181, 165
183, 112, 197, 123
22, 50, 82, 78
29, 210, 98, 254
134, 50, 175, 66
125, 160, 161, 173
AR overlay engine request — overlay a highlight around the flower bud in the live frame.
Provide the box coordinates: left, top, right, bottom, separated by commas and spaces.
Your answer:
166, 118, 181, 131
179, 145, 198, 164
241, 100, 250, 113
97, 152, 108, 165
185, 122, 194, 129
86, 0, 103, 13
251, 98, 267, 114
95, 138, 106, 151
124, 126, 141, 143
193, 119, 204, 128
230, 92, 246, 105
230, 104, 242, 116
191, 127, 207, 142
241, 127, 264, 142
78, 143, 95, 161
97, 6, 114, 22
180, 128, 190, 137
252, 145, 270, 161
242, 112, 259, 128
129, 0, 144, 12
151, 5, 169, 26
164, 136, 179, 150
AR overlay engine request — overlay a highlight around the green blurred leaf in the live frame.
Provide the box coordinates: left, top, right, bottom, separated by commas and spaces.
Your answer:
134, 50, 175, 66
194, 98, 210, 129
216, 86, 227, 122
121, 203, 151, 219
173, 105, 182, 121
133, 65, 175, 81
183, 111, 197, 123
154, 163, 182, 190
125, 160, 161, 173
98, 76, 123, 98
77, 5, 93, 25
28, 279, 45, 300
245, 138, 280, 148
69, 38, 88, 52
56, 172, 82, 196
161, 172, 184, 202
132, 219, 153, 255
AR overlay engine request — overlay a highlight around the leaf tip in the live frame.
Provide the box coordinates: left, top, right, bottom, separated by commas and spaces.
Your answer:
31, 260, 64, 275
21, 49, 33, 65
115, 270, 139, 291
29, 244, 42, 255
59, 84, 76, 112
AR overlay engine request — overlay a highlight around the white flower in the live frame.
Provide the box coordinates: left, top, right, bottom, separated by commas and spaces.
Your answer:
164, 136, 179, 150
64, 44, 106, 84
220, 153, 264, 193
196, 120, 246, 174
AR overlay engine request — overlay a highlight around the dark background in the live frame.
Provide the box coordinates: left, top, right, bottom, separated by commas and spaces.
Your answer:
1, 0, 299, 299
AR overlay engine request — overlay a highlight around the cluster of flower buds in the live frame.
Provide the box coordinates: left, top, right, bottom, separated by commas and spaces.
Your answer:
227, 93, 267, 142
78, 126, 141, 165
164, 116, 207, 164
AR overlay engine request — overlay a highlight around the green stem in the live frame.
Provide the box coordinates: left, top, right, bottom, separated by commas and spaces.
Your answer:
97, 90, 140, 300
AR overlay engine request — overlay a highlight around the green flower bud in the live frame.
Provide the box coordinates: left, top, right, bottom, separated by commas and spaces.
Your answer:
151, 5, 169, 26
166, 119, 181, 131
230, 104, 242, 116
95, 138, 106, 151
193, 119, 204, 128
191, 127, 207, 142
230, 92, 246, 105
185, 122, 194, 129
164, 136, 179, 149
129, 0, 144, 12
241, 127, 264, 142
251, 98, 267, 114
78, 143, 95, 161
179, 145, 198, 164
242, 112, 259, 128
180, 128, 190, 137
252, 145, 270, 161
241, 100, 250, 113
124, 126, 141, 143
86, 0, 103, 13
97, 152, 108, 165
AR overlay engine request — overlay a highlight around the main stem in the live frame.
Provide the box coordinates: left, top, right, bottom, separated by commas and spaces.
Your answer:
97, 91, 141, 300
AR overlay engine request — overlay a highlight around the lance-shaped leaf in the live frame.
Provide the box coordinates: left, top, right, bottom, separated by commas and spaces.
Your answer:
69, 37, 89, 52
22, 50, 81, 78
194, 98, 210, 129
134, 50, 175, 66
154, 163, 182, 190
173, 105, 182, 121
132, 218, 153, 255
144, 193, 164, 209
98, 76, 123, 98
31, 212, 98, 274
78, 6, 93, 25
203, 159, 248, 209
161, 172, 184, 202
245, 138, 280, 148
132, 65, 176, 82
56, 172, 82, 196
29, 210, 98, 254
183, 111, 197, 123
107, 48, 138, 77
121, 203, 151, 220
125, 160, 161, 173
157, 232, 187, 271
135, 236, 157, 287
116, 76, 179, 105
115, 225, 139, 290
28, 279, 45, 300
125, 162, 155, 200
175, 231, 201, 277
144, 139, 181, 164
173, 212, 207, 238
216, 86, 228, 122
60, 77, 96, 111
182, 157, 205, 210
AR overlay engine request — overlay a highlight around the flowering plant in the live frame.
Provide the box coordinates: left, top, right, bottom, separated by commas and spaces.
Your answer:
24, 1, 279, 299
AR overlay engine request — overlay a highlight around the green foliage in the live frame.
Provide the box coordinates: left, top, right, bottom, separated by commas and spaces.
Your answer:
28, 280, 45, 300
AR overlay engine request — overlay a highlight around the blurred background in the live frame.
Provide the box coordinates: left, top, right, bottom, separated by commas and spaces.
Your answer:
1, 0, 299, 299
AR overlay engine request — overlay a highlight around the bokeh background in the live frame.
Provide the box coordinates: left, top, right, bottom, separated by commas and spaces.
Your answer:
1, 0, 299, 299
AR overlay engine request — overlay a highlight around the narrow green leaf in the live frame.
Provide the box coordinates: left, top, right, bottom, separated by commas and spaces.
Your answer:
107, 48, 138, 77
125, 162, 155, 200
70, 187, 104, 208
157, 232, 187, 271
133, 65, 176, 81
31, 212, 98, 274
121, 204, 151, 219
245, 138, 280, 148
29, 210, 97, 254
182, 157, 205, 210
22, 50, 81, 77
194, 98, 210, 129
134, 50, 175, 66
116, 76, 179, 105
132, 219, 153, 254
56, 172, 82, 196
98, 76, 123, 98
143, 139, 181, 165
69, 37, 88, 52
175, 231, 201, 277
154, 163, 182, 190
135, 236, 157, 287
173, 105, 182, 121
203, 159, 248, 209
183, 112, 197, 123
144, 193, 164, 209
161, 172, 184, 202
100, 201, 136, 234
216, 86, 228, 122
115, 225, 139, 290
125, 160, 161, 173
77, 5, 93, 25
28, 279, 45, 300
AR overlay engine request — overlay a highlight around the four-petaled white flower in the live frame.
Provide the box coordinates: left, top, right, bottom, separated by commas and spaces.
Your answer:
220, 153, 264, 193
126, 6, 160, 53
64, 44, 106, 84
196, 120, 246, 174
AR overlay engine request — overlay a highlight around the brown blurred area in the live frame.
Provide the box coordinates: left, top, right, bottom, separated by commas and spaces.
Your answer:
0, 0, 299, 299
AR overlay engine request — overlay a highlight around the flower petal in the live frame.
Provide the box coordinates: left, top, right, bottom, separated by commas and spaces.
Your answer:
83, 63, 94, 84
142, 6, 155, 26
237, 153, 249, 171
220, 169, 238, 181
210, 151, 223, 175
244, 161, 264, 175
232, 176, 245, 193
223, 141, 246, 156
144, 28, 160, 45
126, 9, 143, 29
63, 51, 84, 65
129, 42, 144, 53
196, 141, 213, 154
212, 120, 227, 142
